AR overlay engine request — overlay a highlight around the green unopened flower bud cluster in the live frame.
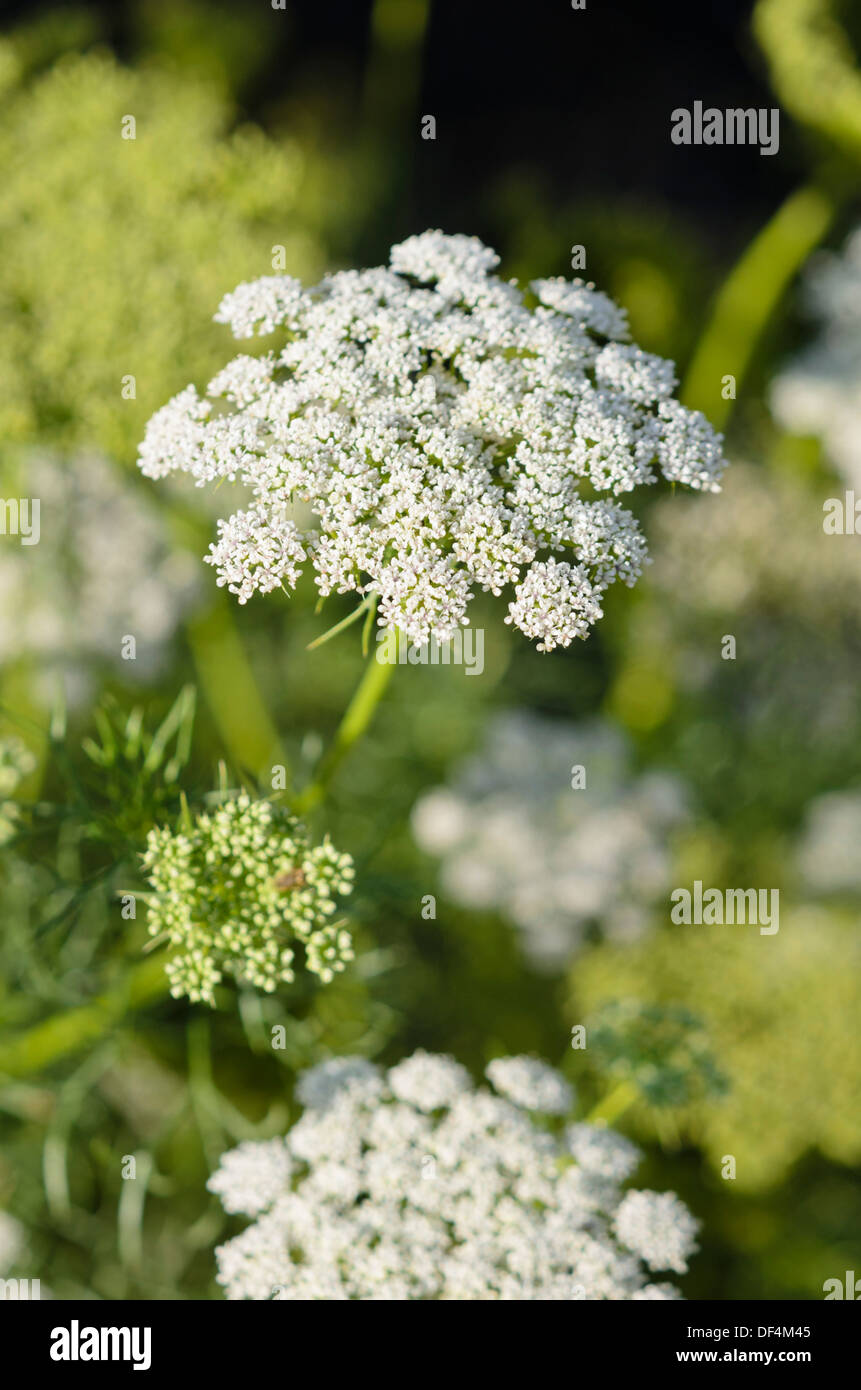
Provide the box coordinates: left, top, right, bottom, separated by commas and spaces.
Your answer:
142, 792, 355, 1006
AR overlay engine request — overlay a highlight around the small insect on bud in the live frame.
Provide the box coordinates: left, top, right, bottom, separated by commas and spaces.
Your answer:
275, 868, 307, 891
142, 793, 354, 1006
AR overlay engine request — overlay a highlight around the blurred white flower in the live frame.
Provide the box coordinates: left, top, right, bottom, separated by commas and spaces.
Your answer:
485, 1055, 574, 1113
566, 1123, 641, 1182
0, 1211, 24, 1275
613, 1191, 699, 1275
208, 1050, 698, 1300
387, 1050, 472, 1111
0, 452, 200, 701
411, 712, 689, 967
139, 231, 726, 650
295, 1056, 383, 1111
797, 790, 861, 895
643, 464, 861, 755
210, 1139, 294, 1217
771, 225, 861, 488
647, 462, 861, 626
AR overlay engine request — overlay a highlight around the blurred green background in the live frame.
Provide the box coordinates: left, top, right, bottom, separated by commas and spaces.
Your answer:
0, 0, 860, 1300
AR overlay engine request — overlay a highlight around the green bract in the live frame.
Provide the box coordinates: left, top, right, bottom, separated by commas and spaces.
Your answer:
142, 793, 355, 1006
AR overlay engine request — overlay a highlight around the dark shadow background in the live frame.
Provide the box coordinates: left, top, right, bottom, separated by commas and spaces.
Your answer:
0, 0, 797, 241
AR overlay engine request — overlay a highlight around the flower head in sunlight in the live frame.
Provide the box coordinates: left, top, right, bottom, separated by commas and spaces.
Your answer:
208, 1048, 698, 1300
139, 232, 726, 650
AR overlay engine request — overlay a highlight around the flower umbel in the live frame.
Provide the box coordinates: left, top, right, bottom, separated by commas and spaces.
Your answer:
207, 1049, 699, 1300
771, 223, 861, 490
0, 451, 199, 703
141, 792, 355, 1006
411, 712, 689, 966
139, 231, 726, 651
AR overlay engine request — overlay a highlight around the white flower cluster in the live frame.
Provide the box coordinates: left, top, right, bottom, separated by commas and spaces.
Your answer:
0, 452, 199, 702
411, 712, 689, 967
771, 224, 861, 488
644, 462, 861, 710
138, 231, 726, 650
208, 1050, 698, 1300
646, 463, 848, 625
797, 790, 861, 896
142, 792, 355, 1006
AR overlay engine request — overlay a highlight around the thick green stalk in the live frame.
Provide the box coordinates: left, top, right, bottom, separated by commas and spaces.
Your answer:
754, 0, 861, 164
296, 633, 397, 813
185, 598, 283, 780
585, 1079, 640, 1127
162, 498, 284, 783
681, 182, 839, 430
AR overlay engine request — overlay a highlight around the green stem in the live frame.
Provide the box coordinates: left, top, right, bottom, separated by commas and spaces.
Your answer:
185, 598, 283, 780
754, 0, 861, 164
681, 181, 840, 431
0, 955, 169, 1079
0, 637, 397, 1076
296, 632, 397, 814
586, 1079, 640, 1127
306, 594, 375, 651
159, 495, 284, 782
117, 1150, 154, 1273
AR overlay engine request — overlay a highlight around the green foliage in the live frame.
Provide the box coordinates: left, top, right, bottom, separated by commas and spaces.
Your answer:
755, 0, 861, 163
607, 461, 861, 825
586, 1000, 728, 1110
0, 690, 200, 1020
0, 42, 325, 460
571, 911, 861, 1191
79, 688, 197, 843
1, 0, 860, 1304
0, 736, 37, 844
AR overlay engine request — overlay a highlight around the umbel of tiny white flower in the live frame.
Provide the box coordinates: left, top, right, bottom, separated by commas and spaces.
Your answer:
207, 1049, 699, 1300
138, 231, 727, 651
411, 711, 689, 967
0, 451, 199, 692
141, 792, 355, 1006
771, 223, 861, 490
